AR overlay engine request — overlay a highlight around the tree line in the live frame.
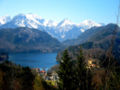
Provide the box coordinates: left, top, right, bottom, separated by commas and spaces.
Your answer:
57, 49, 120, 90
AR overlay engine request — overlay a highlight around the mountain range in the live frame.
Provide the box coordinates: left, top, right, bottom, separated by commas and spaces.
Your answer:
0, 14, 102, 41
0, 14, 119, 54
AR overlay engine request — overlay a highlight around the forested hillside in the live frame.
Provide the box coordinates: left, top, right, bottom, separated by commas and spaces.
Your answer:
0, 27, 62, 53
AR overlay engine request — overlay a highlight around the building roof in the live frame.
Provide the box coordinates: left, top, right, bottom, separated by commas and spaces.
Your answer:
40, 70, 46, 73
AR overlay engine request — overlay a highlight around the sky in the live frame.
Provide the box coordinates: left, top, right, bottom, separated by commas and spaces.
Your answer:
0, 0, 119, 24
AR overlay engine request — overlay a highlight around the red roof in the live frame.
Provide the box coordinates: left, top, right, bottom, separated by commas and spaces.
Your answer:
40, 70, 46, 73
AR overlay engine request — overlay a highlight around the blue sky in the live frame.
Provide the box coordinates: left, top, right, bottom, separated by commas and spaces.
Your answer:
0, 0, 119, 24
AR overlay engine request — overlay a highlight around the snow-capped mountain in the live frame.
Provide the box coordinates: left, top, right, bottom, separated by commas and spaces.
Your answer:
50, 19, 102, 41
0, 16, 11, 26
1, 14, 57, 29
78, 20, 101, 29
0, 14, 102, 41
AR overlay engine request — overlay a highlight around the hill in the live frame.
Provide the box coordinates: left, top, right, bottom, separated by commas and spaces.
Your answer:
0, 27, 62, 53
63, 24, 119, 45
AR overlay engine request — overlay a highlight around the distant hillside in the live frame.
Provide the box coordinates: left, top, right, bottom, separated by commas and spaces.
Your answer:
63, 26, 100, 46
63, 24, 118, 46
58, 24, 120, 60
0, 27, 62, 53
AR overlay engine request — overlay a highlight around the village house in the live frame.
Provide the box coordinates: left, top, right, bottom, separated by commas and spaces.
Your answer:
87, 58, 100, 69
32, 68, 59, 82
46, 71, 59, 81
32, 68, 47, 78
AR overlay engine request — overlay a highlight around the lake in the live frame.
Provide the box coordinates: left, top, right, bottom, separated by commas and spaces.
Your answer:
9, 53, 58, 70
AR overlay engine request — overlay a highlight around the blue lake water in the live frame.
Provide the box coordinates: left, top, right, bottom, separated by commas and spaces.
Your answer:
9, 53, 58, 70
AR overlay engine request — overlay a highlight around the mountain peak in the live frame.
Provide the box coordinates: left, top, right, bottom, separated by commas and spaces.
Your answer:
11, 13, 46, 28
58, 19, 74, 27
80, 20, 101, 27
13, 13, 43, 22
0, 16, 11, 26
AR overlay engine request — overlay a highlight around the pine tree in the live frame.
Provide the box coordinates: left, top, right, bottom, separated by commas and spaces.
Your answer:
57, 50, 74, 90
75, 48, 92, 90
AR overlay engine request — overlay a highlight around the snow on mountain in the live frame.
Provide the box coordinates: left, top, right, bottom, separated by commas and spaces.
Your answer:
0, 14, 102, 41
51, 19, 102, 41
0, 16, 11, 26
57, 19, 74, 27
78, 20, 102, 29
12, 14, 47, 28
1, 14, 57, 29
44, 20, 58, 27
